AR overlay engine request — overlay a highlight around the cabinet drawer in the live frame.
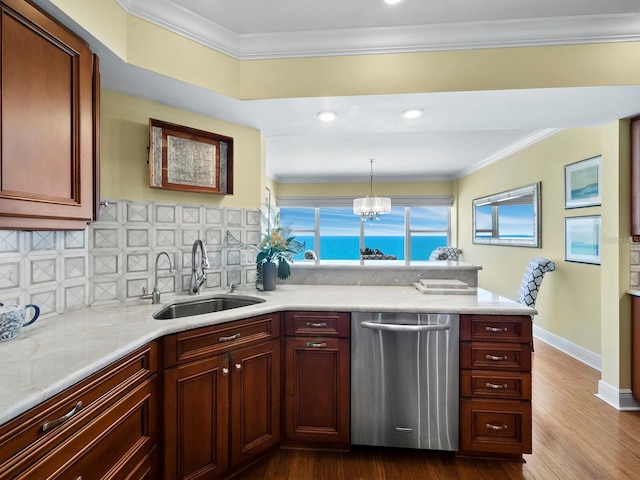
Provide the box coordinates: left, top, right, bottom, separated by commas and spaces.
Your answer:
284, 311, 350, 337
0, 342, 158, 476
460, 371, 531, 400
460, 343, 531, 371
460, 315, 532, 343
163, 314, 281, 367
460, 399, 532, 454
16, 376, 158, 480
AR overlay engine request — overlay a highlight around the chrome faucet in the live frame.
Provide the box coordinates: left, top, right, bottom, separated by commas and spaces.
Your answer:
190, 239, 210, 295
228, 282, 239, 293
141, 251, 172, 304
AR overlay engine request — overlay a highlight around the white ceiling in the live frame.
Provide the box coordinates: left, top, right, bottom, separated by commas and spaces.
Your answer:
38, 0, 640, 183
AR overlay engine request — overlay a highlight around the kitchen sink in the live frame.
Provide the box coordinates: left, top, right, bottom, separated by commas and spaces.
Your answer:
153, 294, 265, 320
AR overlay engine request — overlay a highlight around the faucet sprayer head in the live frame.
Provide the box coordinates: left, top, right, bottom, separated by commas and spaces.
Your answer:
200, 244, 211, 269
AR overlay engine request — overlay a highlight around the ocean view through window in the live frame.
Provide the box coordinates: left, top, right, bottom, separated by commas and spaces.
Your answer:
279, 202, 451, 263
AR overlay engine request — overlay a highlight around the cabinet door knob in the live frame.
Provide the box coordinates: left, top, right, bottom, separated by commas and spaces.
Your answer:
222, 367, 229, 376
235, 363, 242, 371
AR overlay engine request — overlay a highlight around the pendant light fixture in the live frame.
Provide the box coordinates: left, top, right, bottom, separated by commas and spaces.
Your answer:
353, 159, 392, 221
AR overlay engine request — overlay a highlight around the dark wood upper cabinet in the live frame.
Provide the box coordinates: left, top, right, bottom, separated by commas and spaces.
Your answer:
632, 116, 640, 238
0, 0, 99, 230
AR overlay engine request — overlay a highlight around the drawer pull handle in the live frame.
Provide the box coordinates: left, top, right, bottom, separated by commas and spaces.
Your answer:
219, 333, 241, 342
307, 322, 327, 328
42, 401, 83, 432
306, 342, 327, 348
485, 354, 508, 361
485, 326, 507, 332
485, 382, 509, 390
486, 423, 508, 431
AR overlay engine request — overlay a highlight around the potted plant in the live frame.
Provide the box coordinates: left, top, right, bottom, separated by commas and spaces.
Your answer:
228, 206, 304, 290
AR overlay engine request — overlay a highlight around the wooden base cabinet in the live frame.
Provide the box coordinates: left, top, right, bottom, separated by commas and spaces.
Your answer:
0, 342, 159, 479
163, 354, 230, 480
283, 311, 350, 450
162, 314, 281, 480
459, 315, 533, 458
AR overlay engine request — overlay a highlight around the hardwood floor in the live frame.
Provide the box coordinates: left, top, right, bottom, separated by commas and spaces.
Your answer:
232, 340, 640, 480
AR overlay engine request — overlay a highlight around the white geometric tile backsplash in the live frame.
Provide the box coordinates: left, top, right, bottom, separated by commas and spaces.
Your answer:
0, 200, 260, 317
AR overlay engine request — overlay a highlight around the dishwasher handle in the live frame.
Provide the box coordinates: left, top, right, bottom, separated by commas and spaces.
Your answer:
360, 321, 451, 332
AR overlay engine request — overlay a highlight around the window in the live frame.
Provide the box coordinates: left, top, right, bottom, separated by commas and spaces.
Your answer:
409, 206, 450, 261
278, 196, 452, 263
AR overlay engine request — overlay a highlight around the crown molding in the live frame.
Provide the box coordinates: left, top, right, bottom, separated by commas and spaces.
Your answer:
456, 128, 562, 178
117, 1, 640, 59
272, 173, 455, 184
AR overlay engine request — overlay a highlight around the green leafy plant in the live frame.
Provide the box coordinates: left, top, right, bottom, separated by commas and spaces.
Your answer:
227, 205, 304, 288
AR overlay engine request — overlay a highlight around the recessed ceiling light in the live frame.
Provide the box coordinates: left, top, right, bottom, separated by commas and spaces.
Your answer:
384, 0, 404, 5
317, 111, 338, 122
401, 108, 423, 119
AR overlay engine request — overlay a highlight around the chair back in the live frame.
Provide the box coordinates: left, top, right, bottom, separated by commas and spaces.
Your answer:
428, 247, 462, 261
517, 257, 556, 308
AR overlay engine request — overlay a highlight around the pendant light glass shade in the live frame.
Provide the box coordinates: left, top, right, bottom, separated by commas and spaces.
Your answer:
353, 159, 391, 221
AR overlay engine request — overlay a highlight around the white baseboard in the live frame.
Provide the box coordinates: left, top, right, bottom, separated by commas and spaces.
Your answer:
533, 325, 601, 371
533, 325, 640, 411
596, 381, 640, 411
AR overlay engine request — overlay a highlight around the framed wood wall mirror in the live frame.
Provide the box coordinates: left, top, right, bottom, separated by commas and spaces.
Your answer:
472, 182, 541, 247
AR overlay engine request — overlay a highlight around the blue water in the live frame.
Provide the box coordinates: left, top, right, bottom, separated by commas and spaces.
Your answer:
293, 235, 448, 261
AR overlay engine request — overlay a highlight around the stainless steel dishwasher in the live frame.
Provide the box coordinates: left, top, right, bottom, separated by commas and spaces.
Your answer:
351, 312, 459, 451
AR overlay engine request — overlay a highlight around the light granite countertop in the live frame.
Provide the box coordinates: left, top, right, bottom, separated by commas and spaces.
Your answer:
0, 284, 534, 426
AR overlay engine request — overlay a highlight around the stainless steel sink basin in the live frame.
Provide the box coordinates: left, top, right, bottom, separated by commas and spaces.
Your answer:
153, 294, 265, 320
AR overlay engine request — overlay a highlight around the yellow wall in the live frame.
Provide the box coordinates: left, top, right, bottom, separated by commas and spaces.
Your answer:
458, 128, 604, 355
600, 120, 631, 388
50, 0, 640, 100
100, 89, 263, 208
51, 0, 128, 59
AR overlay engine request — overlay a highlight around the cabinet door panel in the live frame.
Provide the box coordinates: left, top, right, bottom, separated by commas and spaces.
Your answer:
3, 13, 72, 199
460, 315, 532, 343
0, 0, 95, 228
285, 311, 350, 337
284, 338, 350, 448
163, 314, 280, 368
460, 342, 531, 371
230, 340, 280, 467
460, 399, 532, 454
163, 355, 229, 480
461, 370, 531, 400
